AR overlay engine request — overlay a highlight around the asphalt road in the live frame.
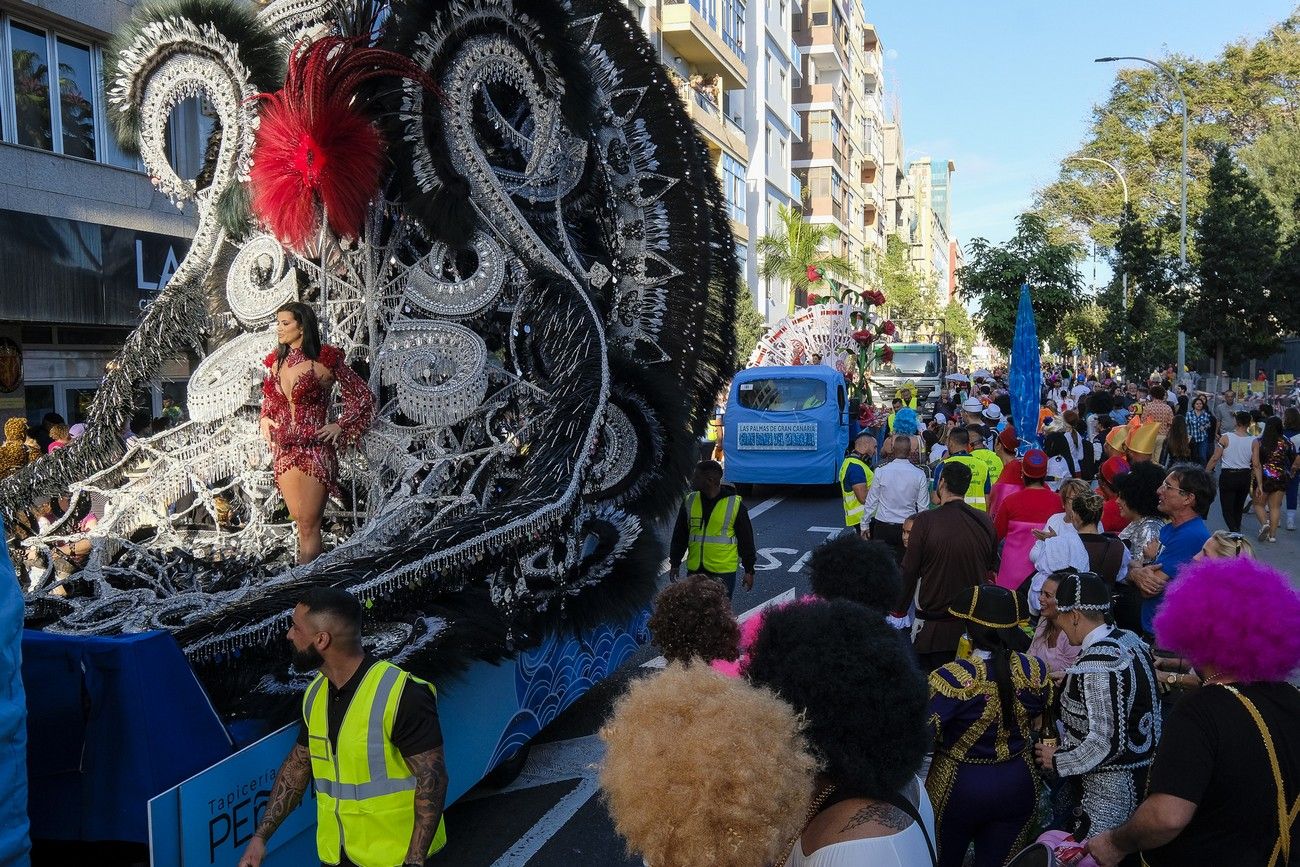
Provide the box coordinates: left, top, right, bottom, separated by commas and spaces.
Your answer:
435, 483, 840, 867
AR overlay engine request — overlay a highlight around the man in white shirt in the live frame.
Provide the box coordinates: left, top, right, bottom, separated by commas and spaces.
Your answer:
864, 436, 930, 562
1071, 377, 1093, 403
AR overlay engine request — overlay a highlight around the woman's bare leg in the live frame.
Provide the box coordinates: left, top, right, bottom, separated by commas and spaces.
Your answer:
1269, 490, 1285, 538
278, 467, 328, 563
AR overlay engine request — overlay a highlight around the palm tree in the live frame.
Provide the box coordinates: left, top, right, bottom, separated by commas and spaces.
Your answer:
757, 204, 860, 312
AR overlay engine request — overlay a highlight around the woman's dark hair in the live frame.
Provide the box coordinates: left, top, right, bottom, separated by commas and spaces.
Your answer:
994, 394, 1012, 417
1113, 461, 1165, 518
1087, 390, 1114, 416
275, 301, 322, 365
1192, 396, 1207, 412
746, 599, 927, 798
965, 622, 1029, 730
1260, 416, 1284, 463
807, 535, 902, 612
1285, 407, 1300, 433
1167, 415, 1191, 459
648, 575, 740, 665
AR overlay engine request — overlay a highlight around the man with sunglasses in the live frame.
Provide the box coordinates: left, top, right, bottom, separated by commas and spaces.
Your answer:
1126, 466, 1214, 638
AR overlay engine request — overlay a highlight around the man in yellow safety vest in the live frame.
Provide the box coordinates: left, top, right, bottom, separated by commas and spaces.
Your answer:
669, 460, 756, 597
239, 587, 447, 867
930, 426, 990, 510
839, 431, 876, 533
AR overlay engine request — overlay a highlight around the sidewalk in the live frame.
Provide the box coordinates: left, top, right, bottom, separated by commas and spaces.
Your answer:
1201, 487, 1300, 586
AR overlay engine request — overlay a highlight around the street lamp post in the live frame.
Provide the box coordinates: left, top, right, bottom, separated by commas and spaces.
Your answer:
1066, 155, 1129, 306
1095, 55, 1188, 377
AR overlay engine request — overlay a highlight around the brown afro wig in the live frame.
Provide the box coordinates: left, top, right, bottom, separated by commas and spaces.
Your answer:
648, 574, 741, 665
600, 662, 816, 867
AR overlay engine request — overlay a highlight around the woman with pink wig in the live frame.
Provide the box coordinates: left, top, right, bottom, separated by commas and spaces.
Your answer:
1086, 557, 1300, 867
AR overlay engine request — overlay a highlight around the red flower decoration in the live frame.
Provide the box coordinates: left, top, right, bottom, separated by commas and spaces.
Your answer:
881, 320, 896, 336
863, 289, 886, 307
880, 345, 894, 363
852, 329, 875, 346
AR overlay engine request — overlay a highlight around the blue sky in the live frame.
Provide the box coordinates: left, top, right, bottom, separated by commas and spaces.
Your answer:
867, 1, 1297, 248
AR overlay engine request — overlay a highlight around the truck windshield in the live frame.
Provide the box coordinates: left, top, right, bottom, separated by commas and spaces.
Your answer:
736, 378, 827, 412
871, 350, 938, 377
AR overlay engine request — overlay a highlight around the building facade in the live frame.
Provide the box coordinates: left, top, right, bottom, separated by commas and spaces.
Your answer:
906, 155, 956, 298
790, 0, 888, 307
0, 0, 206, 427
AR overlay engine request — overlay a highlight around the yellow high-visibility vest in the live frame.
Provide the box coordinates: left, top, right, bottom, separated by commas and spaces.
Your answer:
942, 453, 989, 510
304, 661, 447, 867
838, 456, 873, 526
686, 492, 741, 574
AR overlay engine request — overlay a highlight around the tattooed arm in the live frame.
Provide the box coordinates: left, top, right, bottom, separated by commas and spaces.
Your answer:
403, 746, 448, 865
238, 744, 311, 867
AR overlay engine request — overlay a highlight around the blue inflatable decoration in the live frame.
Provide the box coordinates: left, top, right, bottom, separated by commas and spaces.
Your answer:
1010, 283, 1042, 450
0, 523, 31, 866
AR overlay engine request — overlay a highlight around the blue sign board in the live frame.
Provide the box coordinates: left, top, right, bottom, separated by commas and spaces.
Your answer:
736, 421, 819, 451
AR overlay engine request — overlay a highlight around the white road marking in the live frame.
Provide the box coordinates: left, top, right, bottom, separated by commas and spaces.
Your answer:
747, 496, 784, 519
807, 525, 846, 541
788, 550, 812, 573
478, 735, 605, 867
755, 546, 799, 570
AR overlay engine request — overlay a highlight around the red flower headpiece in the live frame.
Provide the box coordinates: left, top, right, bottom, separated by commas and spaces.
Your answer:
249, 36, 433, 251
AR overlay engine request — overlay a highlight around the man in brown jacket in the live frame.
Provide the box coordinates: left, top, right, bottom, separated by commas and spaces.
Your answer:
895, 461, 996, 671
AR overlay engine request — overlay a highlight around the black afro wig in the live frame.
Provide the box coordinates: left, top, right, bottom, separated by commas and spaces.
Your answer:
1113, 460, 1166, 519
745, 599, 928, 798
807, 535, 902, 613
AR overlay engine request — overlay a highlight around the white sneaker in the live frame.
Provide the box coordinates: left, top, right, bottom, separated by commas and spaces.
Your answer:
1289, 515, 1296, 531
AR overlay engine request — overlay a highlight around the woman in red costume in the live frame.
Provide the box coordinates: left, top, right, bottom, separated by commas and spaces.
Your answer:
260, 301, 374, 563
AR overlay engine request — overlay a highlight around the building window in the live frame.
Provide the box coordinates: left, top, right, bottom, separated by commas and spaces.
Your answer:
723, 153, 747, 223
10, 21, 52, 150
691, 0, 718, 29
722, 0, 745, 59
808, 111, 831, 141
56, 37, 96, 160
735, 239, 748, 278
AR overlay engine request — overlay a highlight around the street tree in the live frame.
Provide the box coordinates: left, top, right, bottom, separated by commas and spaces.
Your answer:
957, 213, 1084, 354
1038, 13, 1300, 254
1187, 147, 1283, 371
732, 291, 768, 369
756, 204, 859, 309
877, 235, 939, 319
1240, 122, 1300, 237
1096, 279, 1180, 376
943, 301, 978, 363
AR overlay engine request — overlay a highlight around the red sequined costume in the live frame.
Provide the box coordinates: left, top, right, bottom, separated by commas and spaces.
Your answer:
260, 345, 375, 497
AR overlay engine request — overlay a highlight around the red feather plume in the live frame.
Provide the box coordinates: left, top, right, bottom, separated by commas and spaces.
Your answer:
249, 36, 432, 251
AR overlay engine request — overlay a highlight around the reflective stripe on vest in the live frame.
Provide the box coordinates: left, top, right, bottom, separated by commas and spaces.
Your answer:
838, 456, 872, 526
943, 454, 989, 510
686, 492, 740, 574
304, 661, 447, 865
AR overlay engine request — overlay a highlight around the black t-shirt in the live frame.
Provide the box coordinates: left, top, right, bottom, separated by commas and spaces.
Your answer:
1143, 682, 1300, 867
296, 656, 443, 758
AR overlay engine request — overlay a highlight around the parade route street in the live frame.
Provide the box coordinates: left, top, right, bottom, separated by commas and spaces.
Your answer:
435, 485, 837, 866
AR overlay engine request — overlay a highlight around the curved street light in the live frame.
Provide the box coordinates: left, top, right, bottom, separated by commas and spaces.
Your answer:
1095, 55, 1189, 376
1067, 155, 1129, 306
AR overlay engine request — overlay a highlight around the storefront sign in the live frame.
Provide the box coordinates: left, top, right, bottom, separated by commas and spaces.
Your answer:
0, 209, 191, 327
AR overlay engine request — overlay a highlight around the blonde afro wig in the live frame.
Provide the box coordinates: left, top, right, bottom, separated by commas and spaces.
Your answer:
599, 662, 816, 867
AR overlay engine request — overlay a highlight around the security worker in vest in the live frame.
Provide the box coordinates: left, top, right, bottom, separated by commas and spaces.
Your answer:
839, 431, 876, 533
239, 587, 447, 867
965, 424, 1004, 490
668, 460, 756, 597
930, 426, 990, 510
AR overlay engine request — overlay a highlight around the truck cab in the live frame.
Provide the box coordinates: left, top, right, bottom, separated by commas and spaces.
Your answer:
722, 365, 851, 490
869, 343, 947, 416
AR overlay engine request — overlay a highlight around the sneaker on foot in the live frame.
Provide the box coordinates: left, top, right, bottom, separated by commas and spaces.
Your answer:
1269, 534, 1279, 543
1259, 526, 1271, 542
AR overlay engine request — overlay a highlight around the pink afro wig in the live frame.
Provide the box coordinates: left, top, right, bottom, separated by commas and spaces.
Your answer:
1154, 557, 1300, 682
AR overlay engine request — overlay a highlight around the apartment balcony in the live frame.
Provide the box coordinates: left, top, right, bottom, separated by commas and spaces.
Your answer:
806, 194, 847, 227
859, 153, 878, 184
676, 84, 748, 159
790, 172, 802, 202
791, 82, 850, 119
791, 139, 851, 178
797, 24, 848, 74
661, 0, 747, 88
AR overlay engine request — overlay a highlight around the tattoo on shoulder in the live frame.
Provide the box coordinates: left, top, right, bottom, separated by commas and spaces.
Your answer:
839, 802, 912, 833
